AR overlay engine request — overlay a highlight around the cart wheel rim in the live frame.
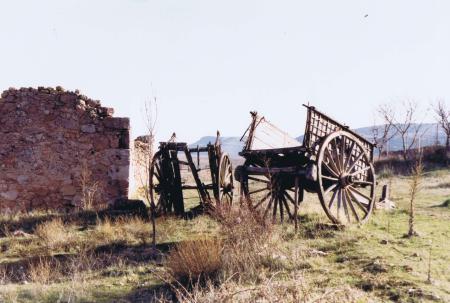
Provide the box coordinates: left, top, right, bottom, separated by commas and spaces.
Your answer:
218, 153, 233, 207
317, 131, 376, 225
149, 151, 169, 215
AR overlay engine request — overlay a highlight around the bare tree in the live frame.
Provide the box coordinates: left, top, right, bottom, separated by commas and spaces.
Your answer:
378, 100, 426, 161
433, 100, 450, 151
407, 152, 423, 238
134, 97, 158, 250
371, 112, 397, 159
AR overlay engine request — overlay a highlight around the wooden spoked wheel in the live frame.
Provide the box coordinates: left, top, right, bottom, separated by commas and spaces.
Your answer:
217, 153, 233, 206
317, 131, 376, 225
149, 151, 170, 214
242, 165, 297, 223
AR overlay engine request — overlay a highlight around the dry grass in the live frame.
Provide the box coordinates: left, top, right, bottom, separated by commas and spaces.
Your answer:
166, 237, 223, 281
93, 216, 150, 245
28, 257, 56, 284
1, 168, 448, 302
166, 204, 275, 297
0, 264, 7, 285
34, 218, 72, 250
218, 205, 274, 282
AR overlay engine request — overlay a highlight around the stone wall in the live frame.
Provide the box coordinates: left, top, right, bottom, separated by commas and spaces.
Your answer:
129, 136, 152, 199
0, 87, 130, 212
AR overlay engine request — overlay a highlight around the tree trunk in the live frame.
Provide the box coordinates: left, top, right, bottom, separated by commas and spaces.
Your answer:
408, 196, 415, 237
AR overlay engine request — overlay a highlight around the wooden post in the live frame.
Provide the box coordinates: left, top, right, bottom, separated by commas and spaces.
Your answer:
294, 176, 299, 232
377, 184, 395, 210
197, 145, 200, 167
184, 146, 209, 205
170, 150, 185, 216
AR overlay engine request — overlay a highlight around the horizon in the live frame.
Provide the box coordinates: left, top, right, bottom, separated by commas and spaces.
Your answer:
1, 1, 448, 143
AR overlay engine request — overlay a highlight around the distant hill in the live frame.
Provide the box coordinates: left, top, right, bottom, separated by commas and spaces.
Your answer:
190, 123, 446, 159
189, 136, 245, 158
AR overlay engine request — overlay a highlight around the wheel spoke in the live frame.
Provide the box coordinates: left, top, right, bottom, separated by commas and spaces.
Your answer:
324, 183, 338, 196
350, 166, 371, 177
347, 188, 369, 215
346, 151, 363, 174
342, 189, 351, 223
340, 136, 346, 169
281, 195, 293, 219
323, 161, 339, 177
331, 138, 342, 173
249, 187, 267, 195
254, 192, 271, 210
155, 162, 162, 178
325, 148, 341, 175
344, 188, 360, 222
322, 175, 338, 182
336, 189, 342, 220
226, 192, 233, 200
328, 188, 338, 208
263, 197, 274, 219
248, 176, 270, 184
279, 198, 284, 222
272, 196, 278, 222
284, 191, 296, 205
344, 140, 356, 170
348, 186, 371, 204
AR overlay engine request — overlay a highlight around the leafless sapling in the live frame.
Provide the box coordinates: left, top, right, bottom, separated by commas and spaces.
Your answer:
407, 151, 423, 238
135, 97, 158, 250
378, 101, 427, 161
433, 100, 450, 151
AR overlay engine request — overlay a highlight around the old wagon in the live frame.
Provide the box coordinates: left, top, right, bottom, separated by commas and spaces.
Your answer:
235, 105, 376, 225
149, 132, 234, 216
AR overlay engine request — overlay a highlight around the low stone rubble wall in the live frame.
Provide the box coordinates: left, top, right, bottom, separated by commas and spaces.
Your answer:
0, 87, 130, 212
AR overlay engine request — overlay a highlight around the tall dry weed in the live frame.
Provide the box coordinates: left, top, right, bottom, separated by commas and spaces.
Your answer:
28, 257, 58, 284
166, 205, 274, 288
79, 160, 100, 211
218, 205, 273, 281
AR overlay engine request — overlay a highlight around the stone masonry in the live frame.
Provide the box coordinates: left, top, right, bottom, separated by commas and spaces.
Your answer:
0, 87, 130, 212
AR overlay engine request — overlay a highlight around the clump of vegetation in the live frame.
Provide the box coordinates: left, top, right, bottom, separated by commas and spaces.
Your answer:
93, 216, 150, 245
27, 257, 57, 284
166, 205, 274, 289
34, 218, 72, 250
79, 160, 101, 211
439, 198, 450, 208
166, 237, 223, 282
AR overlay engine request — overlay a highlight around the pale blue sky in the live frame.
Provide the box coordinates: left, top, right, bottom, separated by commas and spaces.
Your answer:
0, 1, 448, 142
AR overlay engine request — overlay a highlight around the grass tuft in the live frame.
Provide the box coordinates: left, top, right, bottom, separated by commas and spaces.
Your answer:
34, 218, 71, 250
166, 237, 223, 282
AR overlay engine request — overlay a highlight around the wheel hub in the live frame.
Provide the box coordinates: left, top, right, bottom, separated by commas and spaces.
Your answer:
339, 174, 354, 187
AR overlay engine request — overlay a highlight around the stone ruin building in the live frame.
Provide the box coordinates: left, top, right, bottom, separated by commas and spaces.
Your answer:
0, 87, 130, 212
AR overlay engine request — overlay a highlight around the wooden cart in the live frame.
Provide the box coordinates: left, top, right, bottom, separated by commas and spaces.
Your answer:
235, 105, 376, 225
149, 133, 233, 216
